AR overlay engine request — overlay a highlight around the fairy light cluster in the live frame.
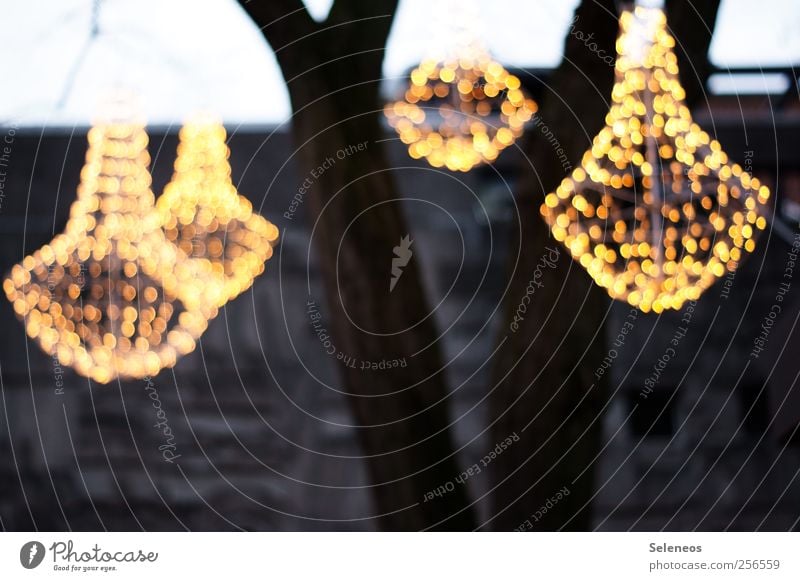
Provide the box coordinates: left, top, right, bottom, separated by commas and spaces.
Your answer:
156, 120, 279, 318
385, 44, 538, 172
540, 7, 769, 313
3, 123, 208, 383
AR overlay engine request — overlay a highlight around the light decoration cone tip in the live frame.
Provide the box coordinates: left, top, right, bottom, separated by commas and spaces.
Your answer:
540, 7, 769, 313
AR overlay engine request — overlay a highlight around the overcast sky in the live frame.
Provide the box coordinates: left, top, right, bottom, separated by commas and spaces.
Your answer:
4, 0, 799, 126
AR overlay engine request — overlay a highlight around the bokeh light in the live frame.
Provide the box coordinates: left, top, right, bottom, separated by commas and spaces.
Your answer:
3, 122, 208, 383
385, 43, 538, 172
156, 119, 279, 318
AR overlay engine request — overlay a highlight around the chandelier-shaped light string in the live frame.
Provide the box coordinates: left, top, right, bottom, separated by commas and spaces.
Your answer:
156, 119, 279, 318
385, 1, 538, 172
4, 122, 209, 383
540, 6, 769, 313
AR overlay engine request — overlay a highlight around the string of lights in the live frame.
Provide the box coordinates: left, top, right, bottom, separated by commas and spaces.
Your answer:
540, 6, 769, 313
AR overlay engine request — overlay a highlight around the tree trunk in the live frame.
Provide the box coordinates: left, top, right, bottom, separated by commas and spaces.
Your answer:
237, 0, 476, 530
486, 0, 721, 531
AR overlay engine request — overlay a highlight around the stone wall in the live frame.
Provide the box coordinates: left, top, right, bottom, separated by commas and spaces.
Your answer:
0, 128, 797, 530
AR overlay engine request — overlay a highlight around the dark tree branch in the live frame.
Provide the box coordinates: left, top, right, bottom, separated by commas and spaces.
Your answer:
327, 0, 396, 24
237, 0, 316, 38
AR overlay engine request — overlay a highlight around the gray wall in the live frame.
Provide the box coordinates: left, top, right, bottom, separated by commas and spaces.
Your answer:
0, 127, 798, 530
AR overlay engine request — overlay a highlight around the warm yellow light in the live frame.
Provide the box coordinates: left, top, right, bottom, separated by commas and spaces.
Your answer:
540, 7, 768, 313
156, 119, 279, 317
3, 123, 209, 383
385, 44, 538, 172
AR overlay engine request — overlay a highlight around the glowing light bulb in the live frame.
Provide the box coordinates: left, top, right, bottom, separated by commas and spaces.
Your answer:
541, 7, 769, 313
385, 43, 538, 172
156, 119, 279, 317
3, 122, 209, 383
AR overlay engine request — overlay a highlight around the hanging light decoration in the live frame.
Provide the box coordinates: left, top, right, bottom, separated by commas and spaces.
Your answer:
540, 6, 769, 313
385, 49, 538, 172
3, 122, 209, 383
156, 119, 279, 317
384, 0, 537, 173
